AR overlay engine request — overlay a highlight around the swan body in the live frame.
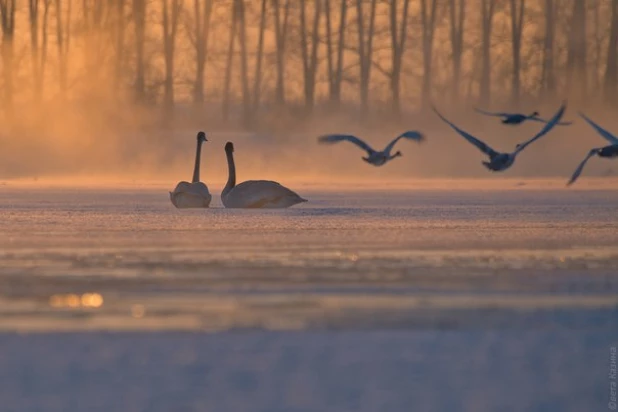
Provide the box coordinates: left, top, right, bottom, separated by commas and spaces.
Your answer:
317, 131, 425, 166
434, 102, 567, 172
221, 142, 307, 208
169, 131, 212, 208
475, 107, 572, 126
567, 113, 618, 186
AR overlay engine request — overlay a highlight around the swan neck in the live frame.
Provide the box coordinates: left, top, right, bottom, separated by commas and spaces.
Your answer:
192, 139, 203, 183
225, 150, 236, 192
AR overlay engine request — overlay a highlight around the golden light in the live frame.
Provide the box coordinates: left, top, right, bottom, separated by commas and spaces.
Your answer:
48, 293, 104, 308
131, 304, 146, 318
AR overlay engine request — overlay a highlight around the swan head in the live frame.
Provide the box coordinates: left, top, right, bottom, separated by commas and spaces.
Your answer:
197, 131, 208, 143
225, 142, 234, 153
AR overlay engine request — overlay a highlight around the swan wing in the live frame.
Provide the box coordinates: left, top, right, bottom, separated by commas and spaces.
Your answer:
578, 113, 618, 144
318, 134, 376, 154
514, 102, 567, 154
567, 149, 599, 186
528, 116, 572, 126
383, 131, 425, 155
224, 180, 307, 208
433, 106, 498, 157
474, 107, 510, 118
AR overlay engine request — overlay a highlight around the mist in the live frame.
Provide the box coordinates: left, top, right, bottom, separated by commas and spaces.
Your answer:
1, 0, 617, 186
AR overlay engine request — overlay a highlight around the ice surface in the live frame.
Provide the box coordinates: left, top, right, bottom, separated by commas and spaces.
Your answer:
0, 182, 617, 411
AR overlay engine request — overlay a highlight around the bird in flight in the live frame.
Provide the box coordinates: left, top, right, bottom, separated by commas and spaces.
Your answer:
434, 102, 567, 172
318, 131, 425, 166
566, 113, 618, 186
474, 107, 572, 126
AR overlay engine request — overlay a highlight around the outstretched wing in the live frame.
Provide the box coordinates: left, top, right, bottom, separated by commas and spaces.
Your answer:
514, 102, 567, 154
433, 106, 499, 157
567, 149, 599, 186
578, 113, 618, 144
318, 134, 376, 154
383, 130, 425, 155
474, 107, 510, 118
528, 116, 572, 126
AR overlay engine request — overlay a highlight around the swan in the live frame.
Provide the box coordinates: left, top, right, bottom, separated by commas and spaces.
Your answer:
434, 102, 567, 172
474, 107, 572, 126
317, 131, 425, 166
221, 142, 307, 208
169, 131, 212, 208
566, 113, 618, 186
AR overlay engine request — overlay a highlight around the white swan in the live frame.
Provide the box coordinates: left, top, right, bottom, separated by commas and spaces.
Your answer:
317, 131, 425, 166
169, 131, 212, 208
567, 113, 618, 186
474, 107, 572, 126
434, 102, 567, 172
221, 142, 307, 208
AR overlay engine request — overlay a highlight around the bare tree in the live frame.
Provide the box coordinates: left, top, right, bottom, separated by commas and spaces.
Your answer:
162, 0, 183, 111
420, 0, 439, 106
188, 0, 214, 105
55, 0, 72, 97
479, 0, 496, 105
133, 0, 146, 102
604, 0, 618, 104
567, 0, 587, 100
113, 0, 126, 95
448, 0, 465, 103
299, 0, 322, 113
235, 0, 251, 125
271, 0, 290, 107
222, 1, 237, 120
29, 0, 52, 102
252, 0, 268, 115
541, 0, 556, 99
0, 0, 16, 110
325, 0, 347, 106
355, 0, 377, 115
388, 0, 411, 114
509, 0, 525, 106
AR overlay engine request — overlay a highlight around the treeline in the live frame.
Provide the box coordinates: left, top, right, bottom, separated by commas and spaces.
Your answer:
1, 0, 617, 128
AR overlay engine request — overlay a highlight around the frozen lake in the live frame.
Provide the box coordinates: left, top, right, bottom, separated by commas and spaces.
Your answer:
0, 181, 617, 411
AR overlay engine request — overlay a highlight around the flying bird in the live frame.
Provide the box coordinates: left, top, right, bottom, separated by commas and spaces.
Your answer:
434, 102, 567, 172
317, 131, 425, 166
221, 142, 307, 208
566, 113, 618, 186
169, 131, 212, 208
474, 107, 572, 126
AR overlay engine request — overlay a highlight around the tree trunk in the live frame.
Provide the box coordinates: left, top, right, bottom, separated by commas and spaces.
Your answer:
222, 2, 237, 121
355, 0, 377, 116
604, 0, 618, 104
567, 0, 586, 100
114, 0, 125, 96
0, 0, 16, 111
252, 0, 268, 116
448, 0, 465, 103
480, 0, 495, 106
271, 0, 290, 107
420, 0, 439, 107
192, 0, 213, 105
325, 0, 347, 106
162, 0, 182, 113
235, 0, 251, 126
133, 0, 146, 102
509, 0, 525, 107
299, 0, 322, 114
389, 0, 411, 115
54, 0, 71, 99
541, 0, 556, 99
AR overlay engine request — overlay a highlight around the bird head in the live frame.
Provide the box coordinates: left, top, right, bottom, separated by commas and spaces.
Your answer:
197, 131, 208, 143
225, 142, 234, 153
